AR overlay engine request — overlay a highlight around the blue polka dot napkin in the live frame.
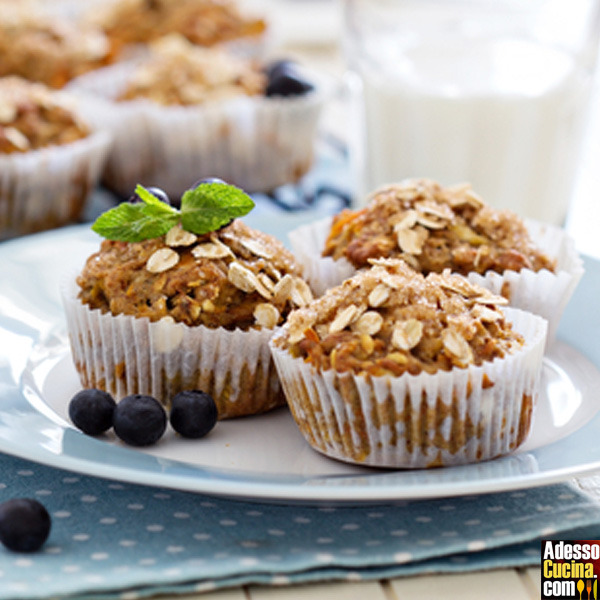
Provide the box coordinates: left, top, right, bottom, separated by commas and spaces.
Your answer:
1, 453, 600, 599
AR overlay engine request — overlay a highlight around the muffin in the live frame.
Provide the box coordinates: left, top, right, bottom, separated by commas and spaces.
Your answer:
117, 34, 265, 106
0, 5, 111, 88
67, 34, 326, 198
61, 182, 314, 419
270, 259, 547, 468
289, 179, 582, 339
87, 0, 267, 58
0, 76, 111, 238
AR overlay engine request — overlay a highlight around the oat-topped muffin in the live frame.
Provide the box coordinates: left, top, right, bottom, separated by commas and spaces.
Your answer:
63, 182, 313, 418
280, 259, 522, 376
323, 179, 555, 276
78, 218, 311, 332
0, 76, 89, 153
0, 6, 110, 88
89, 0, 267, 56
270, 258, 547, 468
65, 32, 325, 197
117, 34, 265, 106
289, 178, 582, 341
0, 77, 110, 238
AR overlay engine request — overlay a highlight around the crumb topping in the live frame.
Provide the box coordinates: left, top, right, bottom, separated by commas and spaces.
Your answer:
0, 77, 89, 153
0, 7, 110, 88
323, 179, 556, 276
89, 0, 267, 51
117, 34, 265, 106
278, 259, 523, 376
77, 219, 312, 331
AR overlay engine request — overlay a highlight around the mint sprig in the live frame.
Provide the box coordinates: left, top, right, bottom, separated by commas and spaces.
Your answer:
91, 182, 255, 242
181, 182, 255, 235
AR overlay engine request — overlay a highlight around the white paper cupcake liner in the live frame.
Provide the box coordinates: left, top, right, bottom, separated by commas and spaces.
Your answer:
289, 216, 582, 342
270, 307, 547, 469
288, 215, 353, 297
466, 219, 583, 342
61, 277, 285, 419
0, 130, 111, 239
66, 60, 329, 198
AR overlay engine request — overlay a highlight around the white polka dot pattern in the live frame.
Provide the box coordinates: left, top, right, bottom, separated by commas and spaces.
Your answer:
0, 454, 599, 599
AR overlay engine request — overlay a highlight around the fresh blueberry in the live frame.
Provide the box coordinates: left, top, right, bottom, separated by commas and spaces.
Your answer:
113, 394, 167, 447
264, 59, 294, 80
190, 177, 227, 188
0, 498, 51, 553
68, 388, 116, 436
169, 390, 218, 439
128, 186, 171, 205
265, 61, 314, 97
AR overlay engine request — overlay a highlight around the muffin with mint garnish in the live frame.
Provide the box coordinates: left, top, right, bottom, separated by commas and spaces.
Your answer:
61, 180, 314, 418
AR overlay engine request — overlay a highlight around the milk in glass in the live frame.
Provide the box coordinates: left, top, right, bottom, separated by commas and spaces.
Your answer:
356, 36, 593, 225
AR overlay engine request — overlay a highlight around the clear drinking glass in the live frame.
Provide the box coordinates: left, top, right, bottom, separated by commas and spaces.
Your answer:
342, 0, 600, 224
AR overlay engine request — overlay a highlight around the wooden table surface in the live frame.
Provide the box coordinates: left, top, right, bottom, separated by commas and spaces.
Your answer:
147, 568, 542, 599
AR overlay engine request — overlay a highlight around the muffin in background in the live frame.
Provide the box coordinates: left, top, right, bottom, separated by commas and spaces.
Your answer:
87, 0, 267, 58
289, 179, 582, 340
270, 258, 547, 468
117, 34, 266, 106
0, 5, 111, 88
0, 76, 110, 238
66, 34, 327, 198
62, 183, 315, 419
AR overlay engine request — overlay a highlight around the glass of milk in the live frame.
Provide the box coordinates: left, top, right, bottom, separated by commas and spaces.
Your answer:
343, 0, 600, 224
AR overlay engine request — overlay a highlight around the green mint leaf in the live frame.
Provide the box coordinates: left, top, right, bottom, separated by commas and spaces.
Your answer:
180, 182, 255, 235
91, 201, 180, 242
134, 185, 178, 214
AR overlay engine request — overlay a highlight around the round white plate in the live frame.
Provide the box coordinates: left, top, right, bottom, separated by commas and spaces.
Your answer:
1, 224, 600, 504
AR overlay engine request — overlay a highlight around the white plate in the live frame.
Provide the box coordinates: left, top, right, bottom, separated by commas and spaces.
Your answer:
1, 223, 600, 504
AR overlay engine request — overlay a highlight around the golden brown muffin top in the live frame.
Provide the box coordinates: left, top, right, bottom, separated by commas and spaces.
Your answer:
77, 219, 313, 331
117, 34, 265, 106
89, 0, 266, 53
0, 77, 89, 154
323, 179, 556, 276
277, 258, 523, 377
0, 6, 110, 88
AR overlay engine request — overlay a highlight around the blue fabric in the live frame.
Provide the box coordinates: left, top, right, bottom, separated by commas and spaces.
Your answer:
0, 452, 598, 599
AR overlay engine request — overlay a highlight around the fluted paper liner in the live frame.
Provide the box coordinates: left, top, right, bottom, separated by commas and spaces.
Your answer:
0, 130, 111, 239
61, 278, 284, 419
289, 216, 582, 342
288, 216, 353, 297
67, 60, 328, 197
270, 307, 547, 468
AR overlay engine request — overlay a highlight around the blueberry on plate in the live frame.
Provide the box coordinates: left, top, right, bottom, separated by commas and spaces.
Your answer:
129, 186, 171, 205
0, 498, 51, 553
113, 394, 167, 447
68, 388, 116, 436
170, 390, 218, 439
265, 60, 314, 97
